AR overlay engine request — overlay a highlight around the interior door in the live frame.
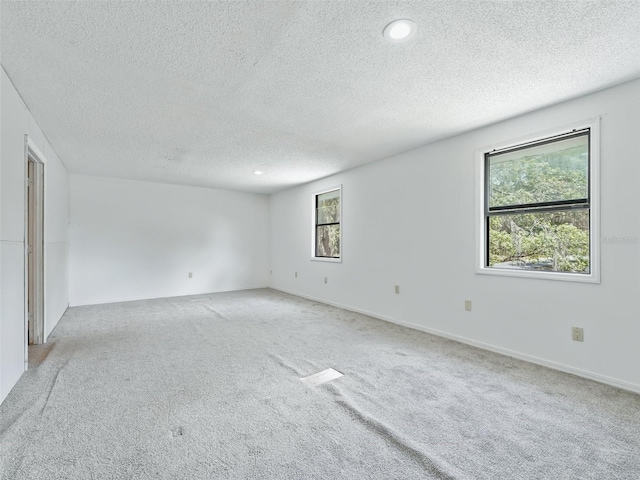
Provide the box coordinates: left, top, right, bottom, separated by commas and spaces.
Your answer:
27, 159, 35, 345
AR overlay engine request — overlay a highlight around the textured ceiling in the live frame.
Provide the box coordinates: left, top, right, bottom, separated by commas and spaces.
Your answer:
2, 1, 639, 194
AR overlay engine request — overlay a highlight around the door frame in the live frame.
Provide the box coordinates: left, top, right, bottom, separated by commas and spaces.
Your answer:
23, 135, 46, 368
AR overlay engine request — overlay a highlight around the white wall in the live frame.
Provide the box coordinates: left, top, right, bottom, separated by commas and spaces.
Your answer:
69, 175, 270, 306
0, 70, 2, 408
270, 79, 640, 393
1, 68, 70, 403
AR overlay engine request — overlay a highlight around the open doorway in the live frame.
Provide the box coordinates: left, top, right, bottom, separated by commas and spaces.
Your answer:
25, 138, 45, 354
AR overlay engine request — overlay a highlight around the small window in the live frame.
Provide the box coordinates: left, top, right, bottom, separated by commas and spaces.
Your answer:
478, 120, 600, 282
314, 187, 341, 259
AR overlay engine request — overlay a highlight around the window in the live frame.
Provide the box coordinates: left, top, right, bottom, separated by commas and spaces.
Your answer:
478, 119, 599, 282
314, 187, 341, 260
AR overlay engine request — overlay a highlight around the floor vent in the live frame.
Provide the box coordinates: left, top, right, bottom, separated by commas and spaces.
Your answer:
300, 368, 344, 386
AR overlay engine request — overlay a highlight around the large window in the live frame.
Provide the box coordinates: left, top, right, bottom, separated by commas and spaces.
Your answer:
314, 187, 341, 260
478, 120, 599, 282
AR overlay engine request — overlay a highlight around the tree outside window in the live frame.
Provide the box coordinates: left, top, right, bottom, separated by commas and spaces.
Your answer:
485, 130, 590, 274
315, 188, 340, 258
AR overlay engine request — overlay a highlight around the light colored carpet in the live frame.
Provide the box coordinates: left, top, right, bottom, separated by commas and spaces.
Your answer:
1, 288, 639, 479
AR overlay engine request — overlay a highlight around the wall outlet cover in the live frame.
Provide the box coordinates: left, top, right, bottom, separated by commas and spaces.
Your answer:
572, 327, 584, 342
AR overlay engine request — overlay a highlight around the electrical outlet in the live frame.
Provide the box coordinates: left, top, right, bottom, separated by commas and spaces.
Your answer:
295, 272, 298, 278
395, 285, 400, 294
324, 277, 328, 284
572, 327, 584, 342
464, 300, 472, 311
188, 272, 193, 278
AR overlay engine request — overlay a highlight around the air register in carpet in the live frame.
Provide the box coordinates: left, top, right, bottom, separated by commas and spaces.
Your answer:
300, 368, 344, 386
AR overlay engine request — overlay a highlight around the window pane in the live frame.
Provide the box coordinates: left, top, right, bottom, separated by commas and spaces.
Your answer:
488, 210, 589, 273
488, 134, 588, 208
317, 190, 340, 224
317, 205, 340, 224
316, 225, 340, 258
318, 189, 340, 204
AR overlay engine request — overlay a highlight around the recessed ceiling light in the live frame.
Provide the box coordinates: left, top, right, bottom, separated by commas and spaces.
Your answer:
383, 19, 417, 43
253, 170, 264, 175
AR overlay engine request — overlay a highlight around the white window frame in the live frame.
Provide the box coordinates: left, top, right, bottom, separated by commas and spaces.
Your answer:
311, 185, 342, 263
476, 117, 600, 283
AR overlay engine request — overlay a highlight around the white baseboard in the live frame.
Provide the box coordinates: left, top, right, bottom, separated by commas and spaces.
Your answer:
271, 287, 640, 395
69, 285, 271, 307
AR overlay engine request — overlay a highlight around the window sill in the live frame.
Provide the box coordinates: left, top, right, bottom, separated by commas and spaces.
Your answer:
476, 266, 599, 284
311, 257, 342, 263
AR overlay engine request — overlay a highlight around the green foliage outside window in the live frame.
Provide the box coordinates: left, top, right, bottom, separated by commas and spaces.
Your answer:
487, 135, 590, 273
316, 191, 340, 258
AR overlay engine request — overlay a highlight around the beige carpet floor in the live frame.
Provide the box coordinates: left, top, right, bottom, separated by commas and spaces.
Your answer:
1, 288, 639, 479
